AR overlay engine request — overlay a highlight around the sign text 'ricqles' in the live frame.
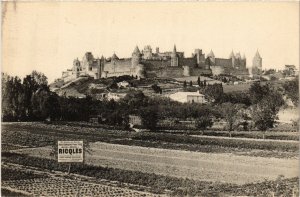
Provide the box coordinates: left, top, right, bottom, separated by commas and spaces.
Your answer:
58, 148, 82, 155
58, 141, 83, 163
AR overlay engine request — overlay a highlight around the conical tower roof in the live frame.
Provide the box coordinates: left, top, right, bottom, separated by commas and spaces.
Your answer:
111, 52, 119, 60
235, 52, 241, 59
229, 50, 235, 58
207, 49, 215, 57
255, 50, 261, 58
173, 44, 177, 52
133, 46, 141, 54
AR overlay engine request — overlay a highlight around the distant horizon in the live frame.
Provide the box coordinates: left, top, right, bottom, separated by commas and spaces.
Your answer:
2, 2, 299, 82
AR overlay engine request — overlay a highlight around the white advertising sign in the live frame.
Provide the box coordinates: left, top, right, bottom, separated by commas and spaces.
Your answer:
58, 141, 83, 163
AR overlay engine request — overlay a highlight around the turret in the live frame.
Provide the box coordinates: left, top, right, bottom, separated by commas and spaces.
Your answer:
207, 49, 215, 63
111, 52, 119, 64
194, 49, 202, 65
143, 45, 153, 59
242, 54, 246, 60
229, 50, 235, 67
252, 50, 262, 76
252, 50, 262, 69
82, 52, 94, 70
229, 50, 235, 59
132, 46, 141, 67
156, 47, 159, 54
171, 45, 178, 67
235, 52, 242, 59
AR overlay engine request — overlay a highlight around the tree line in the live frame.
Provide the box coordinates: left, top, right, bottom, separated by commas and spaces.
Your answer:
2, 71, 298, 134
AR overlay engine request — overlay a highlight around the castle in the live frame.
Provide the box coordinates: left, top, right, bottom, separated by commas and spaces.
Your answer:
62, 45, 260, 82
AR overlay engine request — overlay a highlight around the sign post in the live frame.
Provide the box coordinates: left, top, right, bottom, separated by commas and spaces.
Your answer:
57, 141, 84, 174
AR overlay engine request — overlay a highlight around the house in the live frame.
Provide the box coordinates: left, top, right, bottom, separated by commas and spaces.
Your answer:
129, 115, 142, 126
107, 92, 127, 101
128, 115, 144, 132
284, 65, 296, 76
117, 81, 130, 88
169, 91, 207, 103
89, 116, 100, 124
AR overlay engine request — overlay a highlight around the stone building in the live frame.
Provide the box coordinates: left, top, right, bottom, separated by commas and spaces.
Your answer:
61, 45, 252, 82
169, 91, 207, 104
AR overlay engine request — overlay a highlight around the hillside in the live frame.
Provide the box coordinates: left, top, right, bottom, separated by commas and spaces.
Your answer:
49, 76, 187, 98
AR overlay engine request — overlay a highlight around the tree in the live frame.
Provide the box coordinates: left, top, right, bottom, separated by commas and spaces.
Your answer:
31, 70, 48, 86
151, 84, 162, 94
251, 93, 284, 139
251, 102, 275, 139
203, 83, 224, 103
183, 80, 187, 88
121, 90, 147, 110
189, 81, 193, 87
223, 91, 251, 106
46, 93, 61, 121
22, 71, 49, 120
195, 115, 213, 134
197, 77, 200, 86
139, 106, 158, 130
109, 81, 118, 89
221, 102, 244, 137
249, 82, 271, 104
282, 76, 299, 106
2, 74, 27, 121
31, 88, 61, 121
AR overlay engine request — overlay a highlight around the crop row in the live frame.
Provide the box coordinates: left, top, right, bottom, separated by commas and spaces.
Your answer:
1, 168, 46, 181
132, 132, 299, 152
2, 177, 160, 197
2, 123, 298, 160
2, 152, 299, 196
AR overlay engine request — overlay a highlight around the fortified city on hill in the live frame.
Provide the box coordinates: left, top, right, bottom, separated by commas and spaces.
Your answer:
61, 45, 262, 82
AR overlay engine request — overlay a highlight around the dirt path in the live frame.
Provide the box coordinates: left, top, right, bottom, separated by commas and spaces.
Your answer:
190, 134, 299, 143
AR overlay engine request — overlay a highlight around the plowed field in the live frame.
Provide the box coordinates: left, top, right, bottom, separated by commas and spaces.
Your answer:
13, 142, 298, 184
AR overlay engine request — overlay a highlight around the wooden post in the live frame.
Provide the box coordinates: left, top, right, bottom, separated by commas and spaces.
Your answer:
68, 163, 71, 174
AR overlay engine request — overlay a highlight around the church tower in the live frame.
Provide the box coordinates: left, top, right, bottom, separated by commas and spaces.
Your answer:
171, 45, 178, 67
73, 58, 81, 78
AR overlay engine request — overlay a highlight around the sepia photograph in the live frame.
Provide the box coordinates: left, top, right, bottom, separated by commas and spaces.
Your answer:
1, 1, 299, 196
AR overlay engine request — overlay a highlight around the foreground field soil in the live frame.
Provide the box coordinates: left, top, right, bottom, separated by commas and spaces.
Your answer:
12, 142, 298, 185
2, 122, 299, 196
1, 164, 162, 197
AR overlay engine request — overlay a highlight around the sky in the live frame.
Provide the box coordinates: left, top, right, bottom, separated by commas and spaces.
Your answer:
2, 2, 299, 83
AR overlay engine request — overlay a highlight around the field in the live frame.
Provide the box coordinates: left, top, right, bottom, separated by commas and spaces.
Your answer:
2, 122, 298, 157
1, 122, 299, 196
1, 164, 161, 197
12, 142, 299, 185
